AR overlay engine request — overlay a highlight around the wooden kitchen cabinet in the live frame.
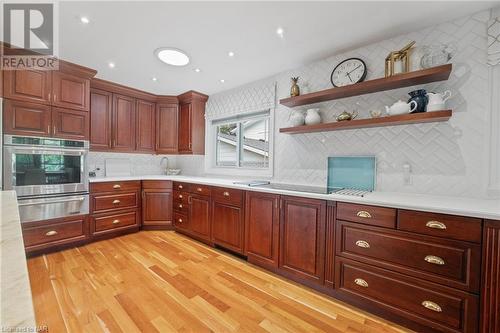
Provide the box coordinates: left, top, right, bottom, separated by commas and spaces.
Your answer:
177, 91, 208, 154
142, 180, 173, 229
189, 194, 211, 241
112, 94, 136, 151
3, 99, 52, 136
245, 191, 280, 270
90, 88, 113, 150
481, 220, 500, 333
3, 69, 51, 105
52, 107, 89, 140
156, 103, 178, 154
136, 99, 156, 152
52, 71, 90, 111
211, 187, 245, 254
279, 196, 326, 286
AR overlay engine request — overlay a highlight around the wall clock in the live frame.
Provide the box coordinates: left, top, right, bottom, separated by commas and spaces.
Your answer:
330, 58, 367, 87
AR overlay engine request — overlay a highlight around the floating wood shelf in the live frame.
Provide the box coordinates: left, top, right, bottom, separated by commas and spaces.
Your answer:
280, 64, 452, 107
279, 110, 452, 134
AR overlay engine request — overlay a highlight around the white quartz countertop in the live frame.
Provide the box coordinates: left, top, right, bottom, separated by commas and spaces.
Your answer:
90, 175, 500, 220
0, 191, 36, 329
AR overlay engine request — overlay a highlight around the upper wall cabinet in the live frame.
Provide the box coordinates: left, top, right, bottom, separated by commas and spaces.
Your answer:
156, 102, 178, 154
136, 99, 156, 153
90, 88, 113, 150
52, 71, 90, 111
3, 69, 52, 105
112, 94, 136, 151
177, 91, 208, 155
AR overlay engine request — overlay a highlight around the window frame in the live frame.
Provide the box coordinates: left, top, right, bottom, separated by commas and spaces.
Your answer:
206, 109, 274, 177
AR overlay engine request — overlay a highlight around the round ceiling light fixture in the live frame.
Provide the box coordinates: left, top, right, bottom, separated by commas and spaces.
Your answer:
155, 47, 190, 66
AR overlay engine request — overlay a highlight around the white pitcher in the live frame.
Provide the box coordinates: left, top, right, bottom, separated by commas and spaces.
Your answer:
426, 90, 451, 111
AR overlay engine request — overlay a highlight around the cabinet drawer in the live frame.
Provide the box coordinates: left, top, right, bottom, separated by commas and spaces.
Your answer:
212, 187, 243, 206
190, 184, 212, 196
173, 201, 189, 214
398, 210, 482, 243
336, 221, 480, 292
173, 212, 189, 230
337, 202, 396, 228
90, 181, 141, 193
173, 182, 190, 192
93, 192, 138, 212
336, 258, 478, 333
93, 211, 138, 232
173, 191, 189, 204
23, 219, 86, 247
142, 180, 172, 190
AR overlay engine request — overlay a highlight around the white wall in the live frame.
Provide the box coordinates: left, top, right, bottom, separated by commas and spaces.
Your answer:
201, 8, 499, 198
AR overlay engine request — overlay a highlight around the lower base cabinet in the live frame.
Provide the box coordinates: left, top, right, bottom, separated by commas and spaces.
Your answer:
481, 220, 500, 333
189, 194, 211, 241
211, 187, 245, 254
142, 180, 173, 229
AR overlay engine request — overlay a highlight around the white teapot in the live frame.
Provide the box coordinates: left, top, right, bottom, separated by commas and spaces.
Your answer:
385, 100, 417, 116
426, 90, 451, 111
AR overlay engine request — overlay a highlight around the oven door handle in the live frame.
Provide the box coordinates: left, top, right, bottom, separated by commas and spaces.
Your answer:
10, 147, 87, 155
18, 197, 86, 206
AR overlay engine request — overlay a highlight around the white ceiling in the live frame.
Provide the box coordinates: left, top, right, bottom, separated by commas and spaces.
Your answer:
59, 1, 498, 96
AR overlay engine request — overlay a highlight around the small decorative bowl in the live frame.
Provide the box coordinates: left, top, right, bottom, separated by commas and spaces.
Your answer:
166, 169, 181, 175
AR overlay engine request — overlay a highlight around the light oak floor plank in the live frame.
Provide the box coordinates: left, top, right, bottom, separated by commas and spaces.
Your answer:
27, 231, 411, 333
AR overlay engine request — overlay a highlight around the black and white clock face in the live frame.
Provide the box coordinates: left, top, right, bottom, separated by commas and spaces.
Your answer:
330, 58, 367, 87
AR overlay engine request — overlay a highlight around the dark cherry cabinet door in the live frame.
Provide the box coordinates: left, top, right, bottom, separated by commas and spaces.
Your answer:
3, 69, 51, 104
156, 103, 178, 154
3, 99, 51, 137
279, 196, 326, 285
481, 220, 500, 333
112, 94, 136, 151
324, 201, 336, 288
90, 89, 112, 150
52, 71, 90, 111
142, 190, 173, 227
177, 103, 192, 153
135, 99, 156, 152
52, 108, 89, 140
245, 192, 280, 270
189, 194, 211, 241
212, 201, 244, 254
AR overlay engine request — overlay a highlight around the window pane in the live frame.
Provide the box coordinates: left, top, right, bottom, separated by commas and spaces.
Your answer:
216, 123, 238, 167
240, 117, 269, 168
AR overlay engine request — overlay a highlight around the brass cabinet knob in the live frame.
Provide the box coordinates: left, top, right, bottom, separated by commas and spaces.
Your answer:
112, 219, 120, 224
179, 194, 183, 199
354, 278, 368, 287
223, 191, 230, 197
45, 230, 58, 236
421, 301, 442, 312
113, 184, 121, 189
112, 199, 121, 204
424, 255, 445, 265
355, 240, 370, 248
197, 187, 202, 192
426, 221, 447, 230
178, 218, 183, 223
356, 211, 372, 218
179, 204, 183, 208
178, 185, 183, 189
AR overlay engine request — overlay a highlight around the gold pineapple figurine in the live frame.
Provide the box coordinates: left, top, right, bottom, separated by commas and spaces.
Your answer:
290, 77, 300, 97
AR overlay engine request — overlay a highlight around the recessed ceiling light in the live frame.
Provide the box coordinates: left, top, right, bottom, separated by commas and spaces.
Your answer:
155, 47, 190, 66
80, 16, 89, 24
108, 62, 115, 68
152, 77, 157, 81
228, 51, 235, 57
220, 79, 225, 83
276, 27, 284, 38
194, 68, 201, 73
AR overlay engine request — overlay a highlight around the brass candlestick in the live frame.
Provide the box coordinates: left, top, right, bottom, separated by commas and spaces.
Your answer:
385, 41, 416, 77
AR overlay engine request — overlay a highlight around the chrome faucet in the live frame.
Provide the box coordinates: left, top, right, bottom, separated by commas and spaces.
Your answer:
160, 157, 169, 174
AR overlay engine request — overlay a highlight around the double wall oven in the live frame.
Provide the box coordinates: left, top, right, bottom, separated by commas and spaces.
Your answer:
3, 135, 89, 222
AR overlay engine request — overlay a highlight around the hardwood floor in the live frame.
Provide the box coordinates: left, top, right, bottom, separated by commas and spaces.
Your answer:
27, 231, 411, 333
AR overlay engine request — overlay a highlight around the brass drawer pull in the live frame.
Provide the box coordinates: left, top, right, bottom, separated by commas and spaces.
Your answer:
197, 187, 203, 192
45, 230, 58, 236
426, 221, 447, 230
113, 184, 121, 189
421, 301, 442, 312
178, 204, 183, 208
112, 219, 120, 224
178, 218, 183, 223
112, 199, 121, 204
355, 240, 370, 248
424, 255, 445, 265
223, 191, 230, 197
356, 211, 372, 218
178, 185, 183, 189
354, 278, 368, 287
